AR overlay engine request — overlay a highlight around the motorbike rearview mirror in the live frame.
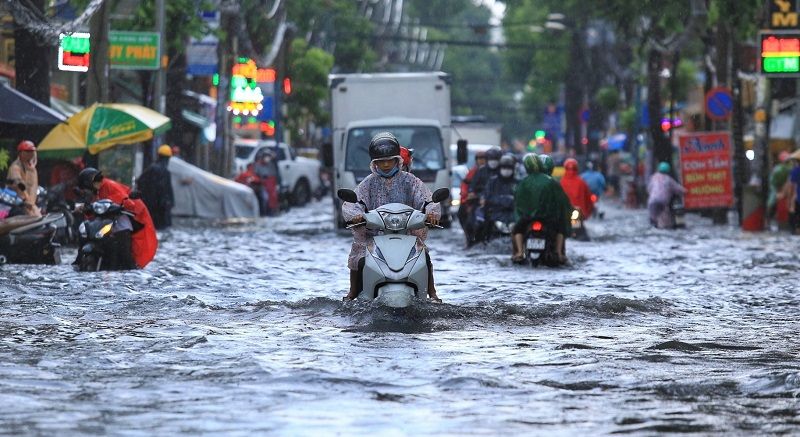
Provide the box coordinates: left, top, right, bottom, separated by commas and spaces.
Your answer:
337, 189, 358, 203
456, 139, 468, 165
431, 188, 450, 203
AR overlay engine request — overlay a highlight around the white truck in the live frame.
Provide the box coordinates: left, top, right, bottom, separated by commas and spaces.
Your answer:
328, 72, 452, 228
452, 121, 502, 149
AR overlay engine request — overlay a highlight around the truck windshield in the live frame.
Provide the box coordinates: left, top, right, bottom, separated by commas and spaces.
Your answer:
345, 126, 445, 172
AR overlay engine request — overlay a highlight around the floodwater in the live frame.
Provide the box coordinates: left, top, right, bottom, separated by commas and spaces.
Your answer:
1, 198, 798, 435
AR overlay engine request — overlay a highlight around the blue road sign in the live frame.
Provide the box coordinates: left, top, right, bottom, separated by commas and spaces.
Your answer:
705, 87, 733, 121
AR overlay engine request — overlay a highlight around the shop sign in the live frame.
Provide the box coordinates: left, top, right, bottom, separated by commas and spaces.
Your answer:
678, 132, 734, 209
109, 31, 160, 70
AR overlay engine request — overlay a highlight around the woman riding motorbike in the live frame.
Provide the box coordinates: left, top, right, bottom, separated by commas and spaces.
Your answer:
341, 132, 441, 302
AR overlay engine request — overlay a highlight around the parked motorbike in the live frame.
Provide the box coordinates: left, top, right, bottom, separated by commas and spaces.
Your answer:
337, 187, 449, 308
0, 213, 63, 265
38, 184, 78, 245
75, 199, 135, 272
525, 219, 561, 268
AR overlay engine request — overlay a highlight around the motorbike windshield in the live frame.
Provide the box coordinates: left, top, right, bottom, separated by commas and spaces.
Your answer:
345, 126, 445, 176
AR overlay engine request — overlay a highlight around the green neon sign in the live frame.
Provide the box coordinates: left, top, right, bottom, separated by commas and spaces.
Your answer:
61, 34, 90, 53
764, 56, 800, 73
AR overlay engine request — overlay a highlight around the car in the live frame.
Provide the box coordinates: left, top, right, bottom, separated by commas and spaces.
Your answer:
234, 138, 322, 206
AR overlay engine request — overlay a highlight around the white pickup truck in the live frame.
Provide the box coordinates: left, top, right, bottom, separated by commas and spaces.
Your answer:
234, 138, 321, 206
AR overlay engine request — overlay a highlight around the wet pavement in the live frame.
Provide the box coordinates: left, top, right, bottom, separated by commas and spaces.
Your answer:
0, 198, 799, 435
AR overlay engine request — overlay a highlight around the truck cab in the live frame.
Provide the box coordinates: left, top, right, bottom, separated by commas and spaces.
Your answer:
329, 72, 452, 228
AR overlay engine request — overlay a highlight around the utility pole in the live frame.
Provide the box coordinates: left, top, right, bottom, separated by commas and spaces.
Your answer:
86, 0, 110, 104
140, 0, 166, 175
215, 1, 238, 176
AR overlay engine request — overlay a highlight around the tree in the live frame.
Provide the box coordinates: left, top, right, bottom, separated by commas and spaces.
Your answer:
13, 0, 50, 106
284, 38, 334, 146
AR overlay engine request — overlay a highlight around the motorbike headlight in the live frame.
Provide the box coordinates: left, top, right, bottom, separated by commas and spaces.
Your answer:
571, 209, 580, 220
92, 201, 111, 215
96, 223, 113, 239
79, 222, 87, 238
379, 211, 411, 231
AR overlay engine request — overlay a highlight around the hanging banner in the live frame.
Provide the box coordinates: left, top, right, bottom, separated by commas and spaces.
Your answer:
678, 132, 734, 209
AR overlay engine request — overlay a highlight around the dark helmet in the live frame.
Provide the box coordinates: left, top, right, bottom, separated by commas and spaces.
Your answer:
523, 153, 540, 174
538, 154, 555, 175
368, 132, 401, 160
485, 147, 502, 161
78, 167, 103, 190
499, 154, 516, 168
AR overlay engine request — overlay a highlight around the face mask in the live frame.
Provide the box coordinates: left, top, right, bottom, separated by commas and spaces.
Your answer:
376, 164, 400, 178
500, 168, 514, 178
487, 160, 499, 169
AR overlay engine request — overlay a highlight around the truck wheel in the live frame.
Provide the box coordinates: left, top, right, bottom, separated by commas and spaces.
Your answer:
292, 179, 311, 206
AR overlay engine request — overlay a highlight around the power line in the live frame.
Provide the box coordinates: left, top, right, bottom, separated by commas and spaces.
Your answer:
370, 34, 567, 51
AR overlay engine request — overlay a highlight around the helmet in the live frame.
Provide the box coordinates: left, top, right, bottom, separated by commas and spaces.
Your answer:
564, 158, 579, 172
523, 153, 540, 174
499, 154, 516, 168
157, 144, 173, 157
78, 167, 103, 190
368, 132, 401, 160
485, 147, 502, 161
17, 140, 36, 152
539, 154, 555, 175
658, 161, 671, 173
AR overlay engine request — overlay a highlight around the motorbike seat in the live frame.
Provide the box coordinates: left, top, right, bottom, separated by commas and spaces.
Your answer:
0, 215, 42, 236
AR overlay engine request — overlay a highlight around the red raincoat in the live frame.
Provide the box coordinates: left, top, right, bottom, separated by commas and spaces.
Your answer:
560, 169, 594, 219
96, 178, 158, 268
460, 165, 479, 205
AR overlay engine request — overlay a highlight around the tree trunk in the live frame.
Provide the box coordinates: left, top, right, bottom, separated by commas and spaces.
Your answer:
13, 0, 50, 106
165, 49, 188, 157
647, 48, 670, 169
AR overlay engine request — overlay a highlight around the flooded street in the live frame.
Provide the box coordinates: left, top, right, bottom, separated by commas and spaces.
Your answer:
1, 198, 799, 435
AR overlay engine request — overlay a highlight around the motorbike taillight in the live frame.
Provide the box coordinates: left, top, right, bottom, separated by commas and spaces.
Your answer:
590, 194, 598, 203
531, 221, 543, 232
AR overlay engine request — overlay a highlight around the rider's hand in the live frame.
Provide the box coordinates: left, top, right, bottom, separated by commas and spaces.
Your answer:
467, 192, 477, 200
426, 213, 439, 226
351, 215, 365, 224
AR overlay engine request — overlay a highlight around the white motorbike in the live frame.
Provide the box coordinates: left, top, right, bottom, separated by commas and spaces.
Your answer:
338, 187, 450, 308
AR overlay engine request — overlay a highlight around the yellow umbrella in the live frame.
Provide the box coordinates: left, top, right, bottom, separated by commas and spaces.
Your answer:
38, 103, 171, 156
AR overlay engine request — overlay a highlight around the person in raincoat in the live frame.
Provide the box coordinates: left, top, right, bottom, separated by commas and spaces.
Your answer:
768, 151, 792, 226
6, 140, 41, 217
538, 154, 571, 262
580, 161, 606, 198
560, 158, 595, 219
76, 168, 158, 270
136, 144, 174, 229
647, 162, 687, 229
341, 132, 441, 301
511, 154, 568, 264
